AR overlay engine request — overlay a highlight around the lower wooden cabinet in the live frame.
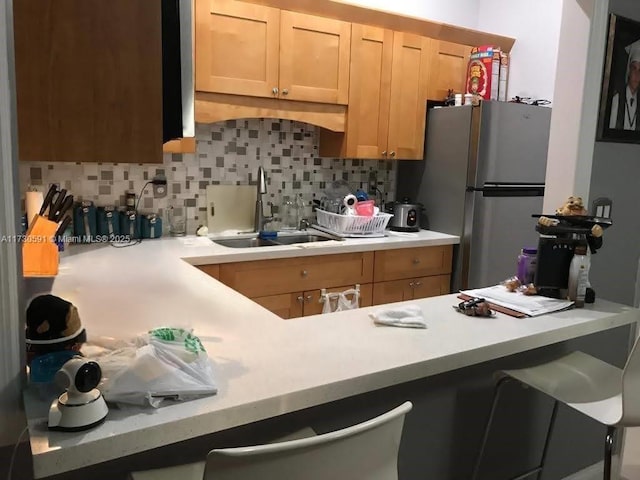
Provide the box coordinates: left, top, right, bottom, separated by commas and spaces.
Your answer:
253, 283, 373, 319
219, 252, 374, 297
201, 244, 453, 319
302, 283, 373, 317
253, 293, 304, 319
372, 275, 450, 305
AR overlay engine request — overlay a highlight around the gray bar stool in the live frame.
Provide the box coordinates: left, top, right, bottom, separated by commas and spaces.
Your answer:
472, 336, 640, 480
130, 401, 412, 480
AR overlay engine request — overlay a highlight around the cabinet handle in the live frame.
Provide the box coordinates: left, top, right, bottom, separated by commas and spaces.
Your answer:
412, 258, 420, 265
305, 295, 313, 303
272, 87, 279, 95
390, 151, 396, 157
414, 281, 422, 287
297, 295, 304, 303
409, 281, 415, 288
282, 88, 289, 95
301, 270, 308, 277
381, 150, 387, 157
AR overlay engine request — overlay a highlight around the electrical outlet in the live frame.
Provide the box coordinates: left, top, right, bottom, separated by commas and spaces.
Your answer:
368, 171, 378, 196
152, 176, 168, 199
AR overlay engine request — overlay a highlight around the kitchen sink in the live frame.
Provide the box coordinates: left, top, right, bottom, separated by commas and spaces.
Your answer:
270, 234, 333, 245
212, 237, 279, 248
211, 232, 337, 248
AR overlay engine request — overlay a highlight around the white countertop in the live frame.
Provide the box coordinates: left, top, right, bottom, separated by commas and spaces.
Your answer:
23, 231, 640, 478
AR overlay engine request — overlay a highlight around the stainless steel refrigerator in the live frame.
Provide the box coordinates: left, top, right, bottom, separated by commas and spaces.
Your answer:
396, 101, 552, 291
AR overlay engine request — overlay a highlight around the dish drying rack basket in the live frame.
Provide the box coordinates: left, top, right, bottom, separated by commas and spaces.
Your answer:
315, 209, 393, 235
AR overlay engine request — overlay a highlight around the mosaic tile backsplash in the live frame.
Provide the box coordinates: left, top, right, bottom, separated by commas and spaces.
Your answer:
19, 119, 397, 232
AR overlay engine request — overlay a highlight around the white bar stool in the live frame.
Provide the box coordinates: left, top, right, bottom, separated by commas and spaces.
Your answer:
130, 401, 412, 480
472, 336, 640, 480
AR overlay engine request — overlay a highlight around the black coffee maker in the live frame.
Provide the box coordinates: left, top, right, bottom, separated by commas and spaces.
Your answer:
532, 215, 612, 299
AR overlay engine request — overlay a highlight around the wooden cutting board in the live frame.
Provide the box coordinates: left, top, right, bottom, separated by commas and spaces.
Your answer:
206, 185, 256, 233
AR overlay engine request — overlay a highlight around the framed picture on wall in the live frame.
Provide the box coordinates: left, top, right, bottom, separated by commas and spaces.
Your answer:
597, 14, 640, 143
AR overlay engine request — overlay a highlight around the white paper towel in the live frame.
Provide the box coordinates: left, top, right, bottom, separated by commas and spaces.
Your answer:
25, 190, 43, 226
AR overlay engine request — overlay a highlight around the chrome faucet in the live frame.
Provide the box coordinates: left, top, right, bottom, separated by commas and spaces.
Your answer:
254, 167, 274, 232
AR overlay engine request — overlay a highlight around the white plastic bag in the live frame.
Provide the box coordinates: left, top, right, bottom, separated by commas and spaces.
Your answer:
321, 286, 360, 314
86, 327, 217, 407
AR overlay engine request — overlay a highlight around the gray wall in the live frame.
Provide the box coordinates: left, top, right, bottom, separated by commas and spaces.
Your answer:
589, 0, 640, 306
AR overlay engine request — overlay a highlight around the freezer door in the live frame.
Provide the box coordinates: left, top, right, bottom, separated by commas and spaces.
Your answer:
465, 192, 543, 289
474, 102, 552, 186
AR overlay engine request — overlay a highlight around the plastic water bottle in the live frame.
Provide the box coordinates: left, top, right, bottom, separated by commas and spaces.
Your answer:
568, 245, 590, 307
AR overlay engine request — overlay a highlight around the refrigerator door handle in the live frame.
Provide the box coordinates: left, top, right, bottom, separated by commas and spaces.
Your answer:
466, 183, 545, 197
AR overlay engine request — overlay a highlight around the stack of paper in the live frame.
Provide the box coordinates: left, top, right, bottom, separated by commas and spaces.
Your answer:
460, 285, 574, 317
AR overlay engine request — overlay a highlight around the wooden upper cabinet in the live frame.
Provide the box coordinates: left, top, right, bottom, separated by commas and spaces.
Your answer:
14, 0, 163, 163
387, 32, 430, 160
279, 11, 351, 104
427, 40, 470, 100
196, 0, 280, 97
196, 1, 350, 105
344, 24, 393, 158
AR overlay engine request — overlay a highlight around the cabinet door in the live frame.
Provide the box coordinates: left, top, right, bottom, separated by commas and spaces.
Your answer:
387, 33, 430, 160
410, 275, 451, 300
427, 40, 470, 100
279, 11, 351, 104
253, 293, 303, 319
372, 279, 413, 306
196, 0, 280, 97
303, 283, 373, 316
345, 24, 393, 158
14, 0, 163, 163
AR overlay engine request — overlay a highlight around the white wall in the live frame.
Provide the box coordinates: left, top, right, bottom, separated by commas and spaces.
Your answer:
347, 0, 562, 103
343, 0, 480, 30
476, 0, 562, 102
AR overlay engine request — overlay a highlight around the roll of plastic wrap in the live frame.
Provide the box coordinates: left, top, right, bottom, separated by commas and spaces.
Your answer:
26, 190, 44, 226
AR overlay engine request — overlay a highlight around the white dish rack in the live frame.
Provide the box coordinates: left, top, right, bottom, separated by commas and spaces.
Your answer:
314, 209, 393, 237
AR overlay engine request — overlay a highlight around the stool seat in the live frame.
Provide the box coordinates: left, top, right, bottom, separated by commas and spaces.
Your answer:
502, 351, 623, 426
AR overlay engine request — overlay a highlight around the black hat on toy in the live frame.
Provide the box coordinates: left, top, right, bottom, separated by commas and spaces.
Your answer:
26, 294, 87, 363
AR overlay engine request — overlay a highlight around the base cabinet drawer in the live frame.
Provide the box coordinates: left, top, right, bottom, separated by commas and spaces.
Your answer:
374, 245, 453, 282
220, 252, 374, 297
372, 275, 450, 305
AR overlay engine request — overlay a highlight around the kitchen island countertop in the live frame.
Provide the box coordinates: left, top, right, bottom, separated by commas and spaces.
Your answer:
23, 232, 639, 478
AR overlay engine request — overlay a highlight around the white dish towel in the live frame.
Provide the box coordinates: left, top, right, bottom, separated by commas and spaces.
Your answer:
369, 304, 427, 329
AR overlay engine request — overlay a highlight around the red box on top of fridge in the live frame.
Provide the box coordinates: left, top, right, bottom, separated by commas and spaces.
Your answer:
466, 45, 501, 100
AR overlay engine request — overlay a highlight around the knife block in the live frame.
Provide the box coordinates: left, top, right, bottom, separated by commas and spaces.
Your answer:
22, 215, 59, 277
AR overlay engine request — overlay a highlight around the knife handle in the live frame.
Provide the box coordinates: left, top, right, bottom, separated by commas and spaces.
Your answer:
52, 195, 74, 222
39, 184, 58, 216
49, 189, 67, 220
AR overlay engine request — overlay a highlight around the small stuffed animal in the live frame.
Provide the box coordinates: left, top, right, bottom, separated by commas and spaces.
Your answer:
538, 195, 603, 238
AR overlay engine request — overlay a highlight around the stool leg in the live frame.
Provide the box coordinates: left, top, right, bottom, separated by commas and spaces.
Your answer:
603, 426, 616, 480
471, 376, 511, 480
535, 400, 559, 480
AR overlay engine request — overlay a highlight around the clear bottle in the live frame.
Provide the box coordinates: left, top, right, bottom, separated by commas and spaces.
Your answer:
296, 194, 306, 226
280, 197, 298, 231
568, 245, 590, 307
